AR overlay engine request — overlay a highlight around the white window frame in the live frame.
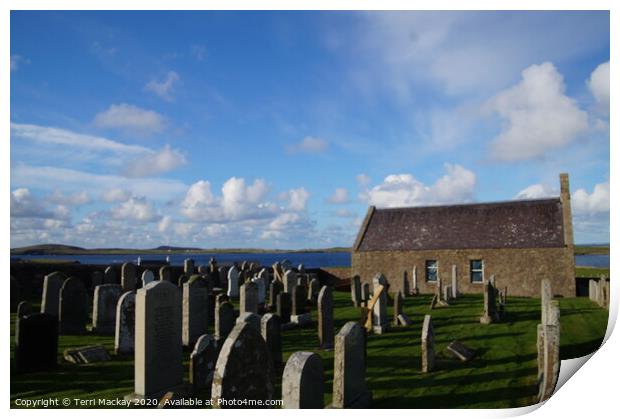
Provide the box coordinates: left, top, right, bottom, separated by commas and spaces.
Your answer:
470, 259, 484, 283
425, 260, 438, 282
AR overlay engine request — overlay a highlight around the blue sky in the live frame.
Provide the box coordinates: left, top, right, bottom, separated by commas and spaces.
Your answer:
9, 10, 610, 249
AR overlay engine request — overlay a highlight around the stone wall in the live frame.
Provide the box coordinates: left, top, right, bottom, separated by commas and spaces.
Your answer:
351, 247, 575, 298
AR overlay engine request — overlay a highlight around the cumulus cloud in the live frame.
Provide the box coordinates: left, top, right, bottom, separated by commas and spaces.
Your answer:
286, 136, 329, 154
11, 188, 70, 220
359, 164, 476, 208
486, 62, 588, 161
515, 184, 557, 200
587, 61, 610, 111
326, 188, 350, 204
573, 181, 609, 214
46, 190, 90, 207
123, 145, 187, 177
110, 196, 160, 222
145, 71, 180, 101
93, 103, 166, 135
102, 188, 132, 203
285, 188, 310, 211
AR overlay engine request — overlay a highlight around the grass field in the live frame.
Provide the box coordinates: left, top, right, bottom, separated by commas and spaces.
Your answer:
10, 291, 608, 409
575, 266, 610, 278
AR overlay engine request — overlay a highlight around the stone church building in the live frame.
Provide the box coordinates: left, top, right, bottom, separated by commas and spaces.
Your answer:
351, 173, 575, 297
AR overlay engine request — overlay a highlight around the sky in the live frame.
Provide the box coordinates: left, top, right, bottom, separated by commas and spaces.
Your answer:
9, 10, 610, 249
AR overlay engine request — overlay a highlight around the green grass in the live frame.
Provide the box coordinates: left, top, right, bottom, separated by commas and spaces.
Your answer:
10, 291, 607, 409
576, 266, 610, 278
574, 245, 609, 255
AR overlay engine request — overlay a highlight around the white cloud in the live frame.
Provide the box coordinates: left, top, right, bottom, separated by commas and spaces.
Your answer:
486, 62, 588, 161
286, 136, 329, 154
286, 188, 310, 211
587, 61, 610, 111
356, 174, 371, 187
124, 145, 187, 178
158, 215, 173, 233
110, 196, 160, 222
573, 181, 609, 214
47, 190, 90, 206
102, 188, 132, 203
11, 123, 150, 154
360, 163, 476, 208
145, 71, 180, 101
11, 188, 70, 220
515, 184, 557, 200
93, 103, 166, 135
326, 188, 350, 204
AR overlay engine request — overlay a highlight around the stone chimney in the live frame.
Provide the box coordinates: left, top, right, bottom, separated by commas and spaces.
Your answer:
559, 173, 574, 251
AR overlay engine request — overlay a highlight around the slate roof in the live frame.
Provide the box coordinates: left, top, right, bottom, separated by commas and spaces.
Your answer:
354, 198, 566, 252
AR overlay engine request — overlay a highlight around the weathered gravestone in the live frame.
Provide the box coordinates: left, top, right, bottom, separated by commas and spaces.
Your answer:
227, 266, 240, 298
446, 341, 476, 362
277, 291, 292, 324
443, 285, 452, 302
371, 274, 389, 334
211, 322, 274, 408
92, 284, 123, 335
115, 291, 136, 355
421, 315, 435, 373
252, 276, 266, 306
104, 266, 117, 284
541, 278, 552, 325
282, 351, 324, 409
283, 269, 297, 293
64, 345, 111, 364
190, 334, 220, 397
59, 277, 88, 335
41, 271, 64, 316
17, 301, 32, 318
291, 283, 311, 325
351, 276, 361, 307
308, 277, 320, 304
141, 270, 155, 288
269, 280, 283, 310
121, 262, 136, 292
538, 299, 560, 402
236, 312, 261, 332
317, 286, 334, 349
480, 280, 499, 324
215, 300, 235, 345
332, 322, 372, 408
239, 282, 259, 315
159, 266, 172, 283
130, 280, 184, 399
183, 276, 209, 347
261, 313, 282, 370
14, 313, 58, 373
589, 279, 597, 301
184, 258, 195, 275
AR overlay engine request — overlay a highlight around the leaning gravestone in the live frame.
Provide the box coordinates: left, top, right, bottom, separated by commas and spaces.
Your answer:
446, 341, 476, 362
64, 345, 111, 364
211, 322, 274, 408
141, 270, 155, 288
239, 282, 259, 315
261, 313, 282, 370
121, 262, 136, 292
318, 286, 334, 349
130, 280, 184, 399
227, 266, 240, 298
115, 291, 136, 355
92, 284, 123, 335
332, 322, 372, 408
190, 334, 220, 397
421, 315, 435, 373
41, 271, 64, 316
104, 266, 117, 284
282, 351, 324, 409
351, 275, 362, 307
59, 277, 88, 335
215, 300, 235, 344
183, 276, 209, 347
14, 313, 58, 373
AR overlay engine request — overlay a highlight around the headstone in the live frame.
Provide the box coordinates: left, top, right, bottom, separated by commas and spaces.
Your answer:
397, 313, 412, 326
291, 283, 310, 324
589, 279, 596, 301
184, 258, 195, 275
121, 262, 136, 292
451, 265, 459, 299
64, 345, 111, 364
277, 292, 292, 324
190, 334, 220, 397
480, 280, 499, 324
159, 266, 172, 283
218, 266, 228, 288
41, 271, 63, 316
283, 269, 296, 293
14, 313, 58, 373
17, 301, 32, 318
446, 341, 476, 361
183, 276, 209, 347
308, 277, 320, 304
317, 286, 334, 349
115, 291, 136, 355
332, 322, 372, 408
269, 280, 283, 310
132, 280, 183, 399
351, 275, 361, 307
361, 282, 370, 306
239, 282, 259, 314
371, 274, 388, 334
211, 322, 274, 408
236, 312, 261, 333
412, 265, 419, 295
261, 313, 282, 370
252, 276, 266, 305
282, 351, 324, 409
177, 274, 189, 287
541, 278, 552, 325
227, 266, 240, 298
443, 285, 452, 302
538, 323, 560, 402
92, 284, 123, 335
104, 266, 116, 284
215, 301, 235, 343
421, 315, 434, 373
59, 277, 88, 335
403, 271, 410, 297
141, 270, 155, 287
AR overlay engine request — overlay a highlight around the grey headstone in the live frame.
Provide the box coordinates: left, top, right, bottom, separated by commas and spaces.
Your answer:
41, 271, 63, 316
215, 301, 235, 343
184, 258, 195, 275
236, 312, 261, 332
183, 276, 209, 347
480, 280, 499, 324
92, 284, 123, 335
371, 273, 388, 334
332, 322, 372, 408
159, 266, 172, 283
190, 334, 220, 397
59, 277, 88, 335
269, 280, 283, 310
282, 351, 324, 409
261, 313, 282, 370
121, 262, 136, 292
451, 265, 459, 298
308, 277, 320, 304
351, 276, 361, 307
115, 291, 136, 355
283, 269, 297, 293
227, 266, 240, 298
446, 341, 476, 361
317, 286, 334, 349
239, 282, 259, 315
104, 266, 117, 284
361, 282, 370, 305
64, 345, 111, 364
141, 270, 155, 287
421, 315, 434, 373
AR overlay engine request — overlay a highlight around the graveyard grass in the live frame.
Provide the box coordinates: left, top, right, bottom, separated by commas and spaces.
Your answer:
10, 292, 608, 409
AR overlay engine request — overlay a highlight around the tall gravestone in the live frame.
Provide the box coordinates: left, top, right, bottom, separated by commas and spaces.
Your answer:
41, 271, 64, 316
121, 262, 136, 292
318, 286, 334, 349
130, 280, 183, 399
252, 276, 266, 306
332, 322, 372, 408
92, 284, 123, 335
227, 266, 240, 298
115, 291, 136, 355
261, 313, 282, 371
215, 300, 235, 345
371, 274, 389, 334
190, 334, 220, 397
282, 351, 324, 409
351, 276, 361, 307
421, 315, 435, 373
59, 277, 88, 335
291, 283, 310, 324
211, 322, 274, 408
451, 265, 459, 299
308, 277, 319, 304
541, 278, 552, 325
393, 291, 403, 325
104, 266, 116, 284
184, 258, 195, 275
269, 280, 283, 310
480, 280, 499, 324
403, 271, 410, 297
412, 265, 419, 295
239, 282, 259, 315
15, 313, 58, 373
538, 300, 560, 402
183, 276, 209, 347
283, 269, 296, 293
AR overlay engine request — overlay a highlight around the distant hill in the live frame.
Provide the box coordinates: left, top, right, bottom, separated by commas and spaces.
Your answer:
10, 244, 85, 255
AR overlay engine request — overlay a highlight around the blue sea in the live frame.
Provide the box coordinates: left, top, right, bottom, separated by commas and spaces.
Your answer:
11, 252, 609, 269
